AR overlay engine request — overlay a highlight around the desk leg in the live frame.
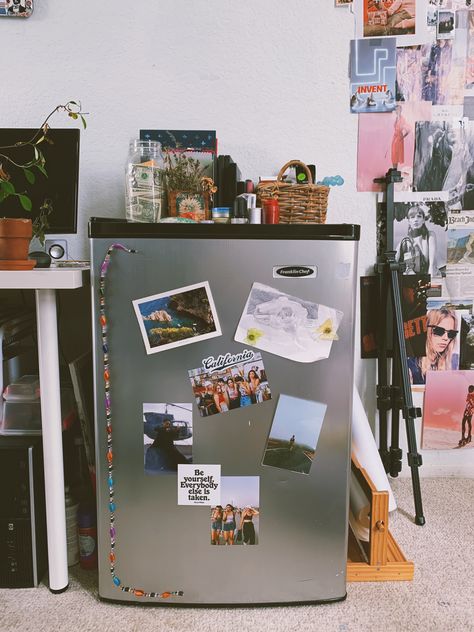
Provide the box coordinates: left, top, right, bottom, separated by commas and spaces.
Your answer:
36, 288, 68, 593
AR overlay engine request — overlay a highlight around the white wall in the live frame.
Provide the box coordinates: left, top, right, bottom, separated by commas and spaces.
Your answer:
2, 0, 471, 476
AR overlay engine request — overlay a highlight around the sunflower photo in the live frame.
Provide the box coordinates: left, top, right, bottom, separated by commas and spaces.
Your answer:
234, 282, 343, 363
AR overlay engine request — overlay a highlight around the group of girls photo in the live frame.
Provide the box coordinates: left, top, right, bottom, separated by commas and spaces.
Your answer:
210, 504, 259, 545
190, 360, 271, 417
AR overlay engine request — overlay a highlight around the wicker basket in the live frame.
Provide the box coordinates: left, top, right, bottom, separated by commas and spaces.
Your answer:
256, 160, 329, 224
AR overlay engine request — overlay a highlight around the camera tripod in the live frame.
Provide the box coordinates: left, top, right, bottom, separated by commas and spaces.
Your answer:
373, 167, 425, 526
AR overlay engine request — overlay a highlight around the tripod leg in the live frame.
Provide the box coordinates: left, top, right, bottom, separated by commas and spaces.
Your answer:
376, 267, 391, 472
389, 327, 403, 478
389, 264, 425, 525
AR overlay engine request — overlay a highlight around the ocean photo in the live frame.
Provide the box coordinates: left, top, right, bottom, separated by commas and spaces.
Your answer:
133, 282, 222, 354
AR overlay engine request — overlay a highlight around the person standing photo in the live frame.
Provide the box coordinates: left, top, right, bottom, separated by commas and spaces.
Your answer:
391, 105, 411, 167
235, 374, 252, 407
247, 369, 261, 404
222, 504, 237, 545
239, 506, 259, 545
213, 382, 230, 413
458, 385, 474, 447
211, 505, 223, 545
225, 377, 241, 409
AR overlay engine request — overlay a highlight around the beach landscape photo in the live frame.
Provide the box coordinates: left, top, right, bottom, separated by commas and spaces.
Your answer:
133, 282, 221, 354
423, 370, 474, 449
262, 394, 327, 475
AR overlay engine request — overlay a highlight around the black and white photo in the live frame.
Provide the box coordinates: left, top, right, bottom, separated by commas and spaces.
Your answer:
393, 195, 448, 277
413, 121, 474, 210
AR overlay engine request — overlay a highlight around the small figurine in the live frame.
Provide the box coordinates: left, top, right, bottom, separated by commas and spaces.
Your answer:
367, 95, 377, 107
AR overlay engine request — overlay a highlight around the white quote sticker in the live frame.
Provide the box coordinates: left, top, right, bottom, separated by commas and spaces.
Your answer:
178, 464, 221, 506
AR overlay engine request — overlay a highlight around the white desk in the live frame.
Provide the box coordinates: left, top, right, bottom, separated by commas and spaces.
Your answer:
0, 266, 90, 592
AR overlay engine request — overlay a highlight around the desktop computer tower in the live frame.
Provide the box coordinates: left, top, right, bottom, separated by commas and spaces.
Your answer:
0, 436, 47, 587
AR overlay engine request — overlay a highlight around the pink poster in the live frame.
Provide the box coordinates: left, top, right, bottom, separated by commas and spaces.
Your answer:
357, 100, 431, 192
422, 370, 474, 450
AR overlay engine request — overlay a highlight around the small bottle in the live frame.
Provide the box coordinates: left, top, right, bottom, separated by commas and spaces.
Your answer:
249, 207, 262, 224
125, 139, 164, 223
231, 197, 248, 224
211, 207, 231, 224
78, 501, 98, 570
262, 198, 280, 224
64, 486, 79, 567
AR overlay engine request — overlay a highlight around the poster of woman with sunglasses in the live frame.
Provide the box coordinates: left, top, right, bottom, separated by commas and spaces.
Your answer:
407, 306, 464, 385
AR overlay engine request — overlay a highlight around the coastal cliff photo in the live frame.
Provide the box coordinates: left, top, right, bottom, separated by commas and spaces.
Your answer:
132, 281, 222, 354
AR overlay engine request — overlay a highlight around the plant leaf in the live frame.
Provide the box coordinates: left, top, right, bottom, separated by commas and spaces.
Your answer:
80, 114, 87, 129
24, 168, 36, 184
18, 194, 33, 211
36, 163, 48, 177
0, 180, 15, 195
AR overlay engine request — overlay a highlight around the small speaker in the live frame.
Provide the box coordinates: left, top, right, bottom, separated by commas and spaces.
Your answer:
45, 239, 68, 261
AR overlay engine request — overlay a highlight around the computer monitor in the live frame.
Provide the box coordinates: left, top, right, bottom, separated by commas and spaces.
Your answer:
0, 128, 80, 234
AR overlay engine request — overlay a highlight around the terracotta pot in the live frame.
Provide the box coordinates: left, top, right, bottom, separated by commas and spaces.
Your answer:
0, 217, 35, 270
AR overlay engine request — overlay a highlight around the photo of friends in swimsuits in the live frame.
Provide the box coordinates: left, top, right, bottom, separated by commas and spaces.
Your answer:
188, 351, 271, 417
262, 394, 327, 475
210, 476, 260, 546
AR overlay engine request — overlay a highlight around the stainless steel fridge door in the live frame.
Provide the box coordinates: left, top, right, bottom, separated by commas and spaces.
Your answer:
90, 223, 359, 605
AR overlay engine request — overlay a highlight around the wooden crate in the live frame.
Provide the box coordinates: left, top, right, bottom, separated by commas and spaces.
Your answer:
347, 459, 414, 582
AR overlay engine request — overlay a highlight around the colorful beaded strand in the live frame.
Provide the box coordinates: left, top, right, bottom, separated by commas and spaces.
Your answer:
99, 243, 183, 600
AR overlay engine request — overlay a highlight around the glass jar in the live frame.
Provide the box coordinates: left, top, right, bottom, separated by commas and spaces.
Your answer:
125, 140, 164, 223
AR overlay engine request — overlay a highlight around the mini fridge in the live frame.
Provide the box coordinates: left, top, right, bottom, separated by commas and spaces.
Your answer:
89, 220, 359, 606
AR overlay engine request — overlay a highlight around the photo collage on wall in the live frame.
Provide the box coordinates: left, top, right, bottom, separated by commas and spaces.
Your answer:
132, 280, 340, 544
352, 0, 474, 451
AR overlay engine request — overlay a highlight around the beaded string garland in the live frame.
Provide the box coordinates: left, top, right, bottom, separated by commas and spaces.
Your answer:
100, 243, 184, 600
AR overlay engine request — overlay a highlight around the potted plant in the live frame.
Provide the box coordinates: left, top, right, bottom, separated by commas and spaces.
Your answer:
0, 101, 87, 270
163, 152, 217, 222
